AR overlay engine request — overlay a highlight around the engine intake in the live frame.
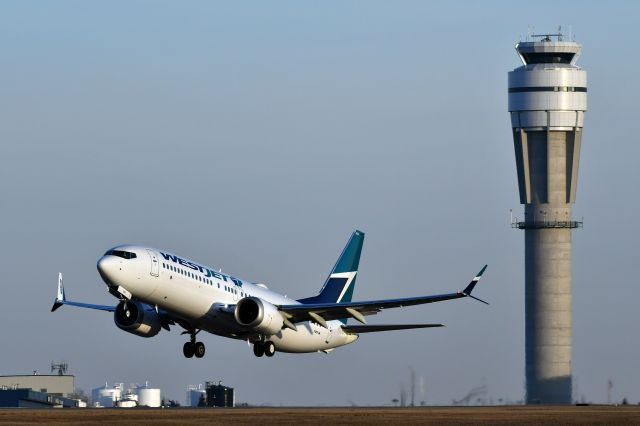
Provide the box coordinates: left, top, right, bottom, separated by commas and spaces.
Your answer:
114, 300, 161, 338
234, 297, 283, 335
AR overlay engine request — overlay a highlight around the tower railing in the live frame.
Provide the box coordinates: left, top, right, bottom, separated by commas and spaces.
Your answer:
511, 220, 583, 230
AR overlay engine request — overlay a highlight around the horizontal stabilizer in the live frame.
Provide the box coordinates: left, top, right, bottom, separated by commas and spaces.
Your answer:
341, 323, 443, 334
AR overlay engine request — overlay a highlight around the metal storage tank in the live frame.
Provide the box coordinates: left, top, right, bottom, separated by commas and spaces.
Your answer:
116, 399, 137, 408
136, 386, 161, 407
91, 383, 122, 407
186, 385, 206, 407
121, 389, 138, 404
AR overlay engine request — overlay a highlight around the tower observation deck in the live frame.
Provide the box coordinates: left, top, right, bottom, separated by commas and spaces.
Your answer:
508, 32, 586, 404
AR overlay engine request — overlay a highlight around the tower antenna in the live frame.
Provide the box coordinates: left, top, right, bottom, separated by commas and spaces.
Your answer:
50, 361, 68, 375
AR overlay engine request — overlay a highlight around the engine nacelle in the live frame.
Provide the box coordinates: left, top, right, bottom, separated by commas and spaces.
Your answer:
114, 300, 161, 338
234, 297, 284, 335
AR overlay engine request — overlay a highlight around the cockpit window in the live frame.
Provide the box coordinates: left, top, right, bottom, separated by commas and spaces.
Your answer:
104, 249, 137, 259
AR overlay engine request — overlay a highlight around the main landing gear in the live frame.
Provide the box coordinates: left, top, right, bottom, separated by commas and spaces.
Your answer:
183, 332, 205, 359
253, 340, 275, 358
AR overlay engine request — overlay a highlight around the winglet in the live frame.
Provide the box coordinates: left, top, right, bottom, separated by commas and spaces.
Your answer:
461, 265, 489, 305
51, 273, 66, 312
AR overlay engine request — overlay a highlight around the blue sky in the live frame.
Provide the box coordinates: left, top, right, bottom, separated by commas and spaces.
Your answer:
1, 1, 639, 405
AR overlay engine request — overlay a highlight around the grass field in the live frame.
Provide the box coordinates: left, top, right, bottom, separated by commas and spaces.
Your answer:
1, 405, 640, 425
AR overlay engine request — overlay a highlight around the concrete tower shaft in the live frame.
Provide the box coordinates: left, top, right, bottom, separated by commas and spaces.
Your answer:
508, 36, 586, 404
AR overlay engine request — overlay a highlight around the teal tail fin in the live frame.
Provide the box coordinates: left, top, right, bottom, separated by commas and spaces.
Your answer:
298, 230, 364, 308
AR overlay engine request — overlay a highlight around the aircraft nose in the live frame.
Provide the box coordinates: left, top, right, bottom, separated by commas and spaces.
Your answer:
97, 255, 118, 284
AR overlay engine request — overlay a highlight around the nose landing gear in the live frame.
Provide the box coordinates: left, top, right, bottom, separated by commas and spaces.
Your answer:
182, 331, 205, 359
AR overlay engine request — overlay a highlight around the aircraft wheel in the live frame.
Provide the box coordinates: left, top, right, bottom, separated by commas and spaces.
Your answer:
194, 341, 206, 358
264, 341, 275, 357
253, 342, 264, 357
183, 342, 195, 358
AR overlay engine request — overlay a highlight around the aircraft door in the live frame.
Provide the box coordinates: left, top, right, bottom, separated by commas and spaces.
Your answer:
146, 249, 160, 277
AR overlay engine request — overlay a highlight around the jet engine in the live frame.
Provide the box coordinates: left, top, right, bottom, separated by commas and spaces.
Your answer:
234, 297, 284, 335
114, 300, 161, 338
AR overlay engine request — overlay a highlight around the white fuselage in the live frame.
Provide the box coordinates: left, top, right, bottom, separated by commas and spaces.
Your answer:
97, 245, 358, 353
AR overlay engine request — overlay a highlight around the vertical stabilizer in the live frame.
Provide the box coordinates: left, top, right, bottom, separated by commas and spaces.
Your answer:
298, 230, 364, 307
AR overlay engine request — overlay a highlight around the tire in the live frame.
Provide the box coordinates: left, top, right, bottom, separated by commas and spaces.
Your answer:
194, 341, 206, 358
264, 341, 275, 357
253, 342, 264, 357
183, 342, 195, 358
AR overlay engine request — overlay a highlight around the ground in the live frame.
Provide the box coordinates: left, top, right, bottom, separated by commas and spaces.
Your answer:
1, 406, 640, 425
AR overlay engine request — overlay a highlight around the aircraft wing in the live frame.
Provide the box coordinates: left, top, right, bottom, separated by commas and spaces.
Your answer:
341, 323, 443, 333
51, 273, 180, 332
51, 273, 115, 312
53, 300, 116, 312
278, 265, 487, 326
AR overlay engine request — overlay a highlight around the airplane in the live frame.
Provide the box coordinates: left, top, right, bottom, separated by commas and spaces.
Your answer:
51, 230, 488, 358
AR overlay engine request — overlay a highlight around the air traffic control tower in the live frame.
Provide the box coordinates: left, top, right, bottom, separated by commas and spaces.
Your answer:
508, 32, 586, 404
